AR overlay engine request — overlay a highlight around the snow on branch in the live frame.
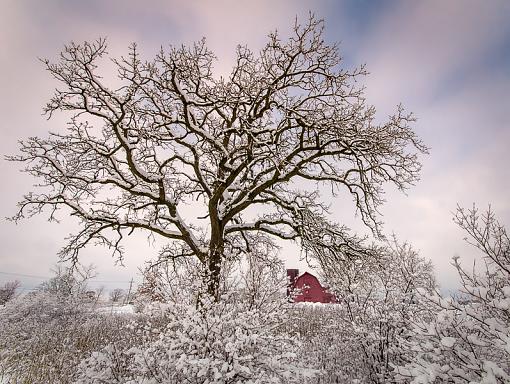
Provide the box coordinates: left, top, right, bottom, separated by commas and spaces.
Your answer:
9, 15, 427, 297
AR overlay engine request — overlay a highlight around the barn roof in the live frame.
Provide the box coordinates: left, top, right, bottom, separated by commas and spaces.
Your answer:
294, 271, 326, 286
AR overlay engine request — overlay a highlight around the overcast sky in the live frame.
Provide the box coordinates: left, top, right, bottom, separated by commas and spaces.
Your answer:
1, 0, 509, 293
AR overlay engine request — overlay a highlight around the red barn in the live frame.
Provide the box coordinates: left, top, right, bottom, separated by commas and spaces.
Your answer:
287, 269, 337, 303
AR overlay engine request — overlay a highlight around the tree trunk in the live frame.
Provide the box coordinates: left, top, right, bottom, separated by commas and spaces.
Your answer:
207, 214, 224, 301
207, 246, 222, 300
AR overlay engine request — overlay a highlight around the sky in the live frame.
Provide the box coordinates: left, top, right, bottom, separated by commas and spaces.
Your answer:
1, 0, 509, 293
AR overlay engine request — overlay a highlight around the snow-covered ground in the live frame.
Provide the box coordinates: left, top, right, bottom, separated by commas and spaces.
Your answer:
96, 304, 135, 315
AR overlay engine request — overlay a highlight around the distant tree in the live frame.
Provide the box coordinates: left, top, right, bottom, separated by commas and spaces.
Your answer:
92, 286, 105, 303
9, 16, 427, 299
396, 206, 510, 383
109, 288, 125, 303
0, 280, 20, 305
39, 264, 96, 297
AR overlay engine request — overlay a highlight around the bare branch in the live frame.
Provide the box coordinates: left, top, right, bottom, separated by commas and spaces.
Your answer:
9, 16, 427, 298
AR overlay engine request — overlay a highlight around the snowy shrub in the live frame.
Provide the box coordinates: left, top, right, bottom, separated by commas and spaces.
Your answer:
0, 280, 20, 305
0, 285, 132, 383
135, 255, 234, 307
100, 250, 309, 383
136, 235, 286, 310
315, 238, 437, 383
396, 206, 510, 383
236, 246, 288, 313
287, 303, 367, 383
76, 295, 311, 383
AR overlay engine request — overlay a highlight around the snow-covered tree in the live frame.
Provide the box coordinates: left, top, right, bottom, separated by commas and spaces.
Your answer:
39, 263, 96, 297
109, 288, 125, 303
9, 16, 427, 299
0, 280, 20, 305
318, 237, 436, 382
396, 206, 510, 383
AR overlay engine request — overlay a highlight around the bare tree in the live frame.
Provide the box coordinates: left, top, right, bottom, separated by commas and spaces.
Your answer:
39, 264, 96, 297
0, 280, 20, 305
109, 288, 125, 303
9, 16, 427, 299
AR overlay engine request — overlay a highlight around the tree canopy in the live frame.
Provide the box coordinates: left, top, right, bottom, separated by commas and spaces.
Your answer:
10, 17, 427, 298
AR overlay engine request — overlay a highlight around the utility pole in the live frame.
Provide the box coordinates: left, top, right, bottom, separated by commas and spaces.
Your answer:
124, 278, 134, 305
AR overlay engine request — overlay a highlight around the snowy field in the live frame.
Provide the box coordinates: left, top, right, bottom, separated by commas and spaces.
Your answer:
96, 304, 135, 315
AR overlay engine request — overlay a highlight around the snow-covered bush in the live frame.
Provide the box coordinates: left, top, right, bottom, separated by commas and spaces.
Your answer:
315, 238, 437, 383
0, 272, 132, 383
76, 295, 311, 383
0, 291, 126, 383
396, 206, 510, 383
136, 234, 286, 310
288, 303, 366, 383
0, 280, 19, 305
101, 248, 308, 383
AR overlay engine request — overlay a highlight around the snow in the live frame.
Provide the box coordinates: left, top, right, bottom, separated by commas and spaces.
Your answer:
96, 304, 135, 314
440, 337, 456, 348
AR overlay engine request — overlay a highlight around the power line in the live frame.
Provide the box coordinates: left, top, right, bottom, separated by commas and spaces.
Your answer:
87, 279, 140, 284
0, 271, 48, 279
0, 270, 138, 284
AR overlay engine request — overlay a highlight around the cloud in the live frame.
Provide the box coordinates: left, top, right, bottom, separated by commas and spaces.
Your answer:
339, 0, 510, 291
1, 1, 508, 293
355, 0, 510, 112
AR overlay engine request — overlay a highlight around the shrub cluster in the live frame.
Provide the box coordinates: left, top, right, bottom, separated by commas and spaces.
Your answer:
0, 291, 131, 383
1, 207, 508, 383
